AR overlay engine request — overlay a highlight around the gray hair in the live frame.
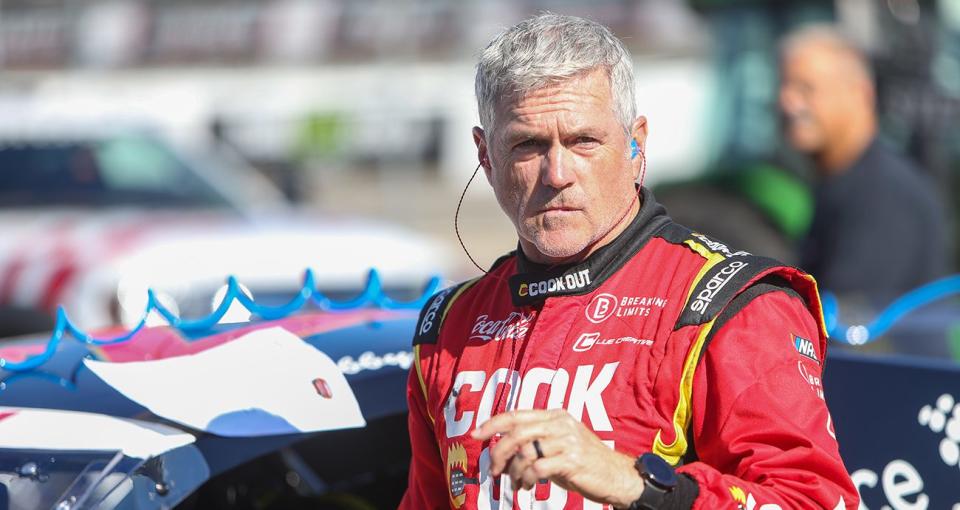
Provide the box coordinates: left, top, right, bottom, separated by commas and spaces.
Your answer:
779, 24, 873, 84
475, 14, 637, 134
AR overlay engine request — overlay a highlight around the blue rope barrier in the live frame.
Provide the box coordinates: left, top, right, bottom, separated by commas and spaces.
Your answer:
823, 275, 960, 345
0, 269, 442, 373
5, 267, 955, 370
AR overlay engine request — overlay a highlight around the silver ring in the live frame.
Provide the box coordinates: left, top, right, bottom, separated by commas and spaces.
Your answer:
533, 439, 545, 459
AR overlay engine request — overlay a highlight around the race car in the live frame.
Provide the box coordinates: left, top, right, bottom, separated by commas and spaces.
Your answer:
2, 277, 960, 509
0, 121, 452, 337
0, 300, 421, 510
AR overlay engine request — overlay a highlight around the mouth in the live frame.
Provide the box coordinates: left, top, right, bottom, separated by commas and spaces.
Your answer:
539, 205, 579, 214
784, 112, 813, 127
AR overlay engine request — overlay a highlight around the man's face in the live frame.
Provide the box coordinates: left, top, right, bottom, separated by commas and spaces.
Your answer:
779, 46, 857, 154
474, 69, 644, 264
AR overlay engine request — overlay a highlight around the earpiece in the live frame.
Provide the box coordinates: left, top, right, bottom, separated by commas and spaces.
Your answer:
630, 139, 640, 160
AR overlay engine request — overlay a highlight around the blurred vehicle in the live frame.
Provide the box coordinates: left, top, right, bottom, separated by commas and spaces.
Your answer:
0, 308, 417, 510
0, 121, 452, 337
2, 294, 960, 509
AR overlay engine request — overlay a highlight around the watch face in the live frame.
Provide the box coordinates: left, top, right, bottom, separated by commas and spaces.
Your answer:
641, 453, 678, 488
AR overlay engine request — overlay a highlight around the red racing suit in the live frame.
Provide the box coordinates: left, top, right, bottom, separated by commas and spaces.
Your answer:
401, 189, 859, 510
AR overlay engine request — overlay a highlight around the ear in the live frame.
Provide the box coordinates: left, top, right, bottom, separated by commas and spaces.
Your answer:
472, 126, 492, 178
629, 116, 649, 180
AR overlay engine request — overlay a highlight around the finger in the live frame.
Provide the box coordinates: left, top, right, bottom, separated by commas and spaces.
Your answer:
488, 435, 528, 477
514, 461, 542, 491
522, 445, 633, 499
487, 423, 556, 475
514, 444, 563, 491
525, 456, 569, 487
471, 409, 562, 440
506, 445, 536, 486
491, 435, 565, 477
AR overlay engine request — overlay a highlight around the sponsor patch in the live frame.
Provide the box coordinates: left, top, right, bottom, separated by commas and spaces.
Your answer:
691, 232, 750, 258
793, 335, 820, 364
730, 485, 747, 508
690, 260, 748, 315
469, 312, 534, 342
419, 288, 452, 336
413, 286, 460, 345
517, 269, 591, 298
729, 485, 783, 510
446, 442, 472, 508
585, 293, 618, 323
510, 268, 593, 305
585, 293, 668, 324
675, 254, 780, 328
797, 361, 825, 400
572, 332, 653, 352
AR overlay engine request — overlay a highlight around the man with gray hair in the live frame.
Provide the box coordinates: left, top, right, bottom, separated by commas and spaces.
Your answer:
402, 14, 858, 509
779, 25, 947, 303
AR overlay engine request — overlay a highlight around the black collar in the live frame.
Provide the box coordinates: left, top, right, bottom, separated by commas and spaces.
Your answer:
508, 187, 671, 306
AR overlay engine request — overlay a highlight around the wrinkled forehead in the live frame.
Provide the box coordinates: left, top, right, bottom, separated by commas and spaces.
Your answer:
490, 69, 618, 130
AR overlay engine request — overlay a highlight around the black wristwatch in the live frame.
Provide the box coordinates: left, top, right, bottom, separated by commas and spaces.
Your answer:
628, 453, 678, 510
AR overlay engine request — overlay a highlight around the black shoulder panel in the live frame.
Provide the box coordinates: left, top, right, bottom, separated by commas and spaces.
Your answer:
412, 283, 464, 346
695, 275, 801, 365
674, 255, 782, 330
652, 221, 694, 246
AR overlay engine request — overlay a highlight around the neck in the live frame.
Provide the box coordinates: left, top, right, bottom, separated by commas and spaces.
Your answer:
521, 193, 642, 267
816, 120, 876, 176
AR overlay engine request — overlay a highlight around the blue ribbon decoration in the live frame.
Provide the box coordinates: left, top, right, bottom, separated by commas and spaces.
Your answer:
0, 269, 442, 373
822, 275, 960, 345
6, 268, 957, 371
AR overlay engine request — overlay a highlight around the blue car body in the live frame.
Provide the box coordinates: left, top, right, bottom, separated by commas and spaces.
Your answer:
0, 310, 418, 509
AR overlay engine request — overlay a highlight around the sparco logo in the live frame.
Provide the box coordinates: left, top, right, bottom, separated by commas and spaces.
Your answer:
470, 312, 533, 342
418, 289, 451, 335
690, 261, 748, 314
518, 269, 591, 298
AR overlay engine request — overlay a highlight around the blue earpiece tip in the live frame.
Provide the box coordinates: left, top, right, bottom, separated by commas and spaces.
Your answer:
630, 139, 639, 159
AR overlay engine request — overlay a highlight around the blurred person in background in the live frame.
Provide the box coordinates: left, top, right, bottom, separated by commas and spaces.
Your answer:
401, 14, 857, 510
779, 25, 948, 304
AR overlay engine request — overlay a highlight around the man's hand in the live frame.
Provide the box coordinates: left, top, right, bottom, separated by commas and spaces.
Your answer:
471, 409, 644, 509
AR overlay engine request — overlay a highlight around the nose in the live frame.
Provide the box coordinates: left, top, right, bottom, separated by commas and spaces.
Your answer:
540, 143, 576, 189
779, 84, 803, 116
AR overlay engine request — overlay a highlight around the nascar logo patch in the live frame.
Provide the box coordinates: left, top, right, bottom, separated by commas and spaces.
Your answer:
794, 335, 820, 364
